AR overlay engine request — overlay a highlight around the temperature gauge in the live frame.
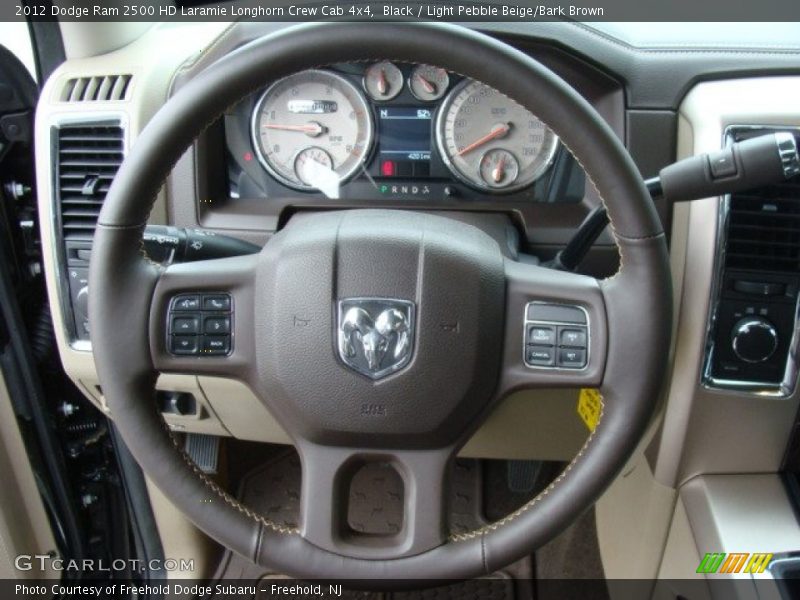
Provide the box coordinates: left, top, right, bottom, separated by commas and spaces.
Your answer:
363, 61, 403, 101
409, 65, 449, 102
479, 149, 520, 188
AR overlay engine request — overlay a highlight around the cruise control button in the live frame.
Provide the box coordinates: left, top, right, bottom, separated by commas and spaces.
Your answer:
526, 346, 555, 366
204, 316, 231, 334
172, 295, 201, 311
170, 335, 199, 355
202, 335, 230, 355
203, 295, 231, 311
559, 327, 587, 348
558, 348, 586, 368
171, 315, 200, 334
527, 325, 555, 346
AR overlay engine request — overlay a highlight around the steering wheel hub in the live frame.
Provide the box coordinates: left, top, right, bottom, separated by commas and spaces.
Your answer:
253, 210, 505, 448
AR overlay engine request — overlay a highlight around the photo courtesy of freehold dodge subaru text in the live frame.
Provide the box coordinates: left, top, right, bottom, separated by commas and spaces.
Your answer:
0, 2, 799, 599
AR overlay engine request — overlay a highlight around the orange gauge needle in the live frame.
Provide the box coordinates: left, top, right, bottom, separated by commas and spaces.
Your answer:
263, 122, 327, 137
417, 75, 436, 94
457, 123, 510, 156
492, 154, 506, 183
377, 69, 388, 95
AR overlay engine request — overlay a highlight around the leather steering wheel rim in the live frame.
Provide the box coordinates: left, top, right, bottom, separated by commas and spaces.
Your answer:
89, 22, 671, 581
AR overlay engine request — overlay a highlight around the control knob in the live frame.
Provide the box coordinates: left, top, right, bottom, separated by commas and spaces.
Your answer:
731, 317, 778, 363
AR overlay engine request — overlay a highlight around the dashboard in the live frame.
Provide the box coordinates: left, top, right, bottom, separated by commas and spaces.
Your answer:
31, 20, 800, 485
221, 62, 584, 213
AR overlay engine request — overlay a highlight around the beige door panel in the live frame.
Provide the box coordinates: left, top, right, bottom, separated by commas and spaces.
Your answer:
0, 376, 58, 578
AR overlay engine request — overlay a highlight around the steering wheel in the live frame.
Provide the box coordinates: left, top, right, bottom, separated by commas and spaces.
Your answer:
89, 22, 670, 581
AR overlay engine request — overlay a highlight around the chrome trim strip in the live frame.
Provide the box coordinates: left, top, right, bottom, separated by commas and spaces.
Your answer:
701, 124, 800, 398
44, 112, 129, 352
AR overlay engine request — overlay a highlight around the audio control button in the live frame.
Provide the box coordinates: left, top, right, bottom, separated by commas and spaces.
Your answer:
204, 316, 231, 335
171, 315, 200, 334
168, 292, 233, 357
172, 295, 201, 311
202, 336, 230, 355
170, 335, 199, 355
203, 295, 231, 311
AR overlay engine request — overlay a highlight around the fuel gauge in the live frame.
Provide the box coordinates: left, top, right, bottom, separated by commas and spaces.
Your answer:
363, 61, 403, 101
479, 149, 520, 189
409, 65, 449, 102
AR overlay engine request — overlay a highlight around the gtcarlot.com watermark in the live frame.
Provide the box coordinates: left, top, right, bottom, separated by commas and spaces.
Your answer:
15, 554, 194, 573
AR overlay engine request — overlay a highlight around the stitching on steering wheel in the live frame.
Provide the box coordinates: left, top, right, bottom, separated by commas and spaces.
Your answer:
118, 50, 631, 544
158, 408, 300, 535
449, 395, 605, 542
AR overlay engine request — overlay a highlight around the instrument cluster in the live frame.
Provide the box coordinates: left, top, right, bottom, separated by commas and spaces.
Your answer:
224, 62, 571, 204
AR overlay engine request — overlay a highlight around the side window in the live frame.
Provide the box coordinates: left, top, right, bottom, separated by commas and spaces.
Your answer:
0, 21, 37, 83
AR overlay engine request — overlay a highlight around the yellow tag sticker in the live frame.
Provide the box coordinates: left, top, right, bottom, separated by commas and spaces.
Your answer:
577, 388, 602, 432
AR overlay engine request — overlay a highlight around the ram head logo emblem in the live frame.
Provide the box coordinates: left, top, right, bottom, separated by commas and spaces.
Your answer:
337, 298, 415, 379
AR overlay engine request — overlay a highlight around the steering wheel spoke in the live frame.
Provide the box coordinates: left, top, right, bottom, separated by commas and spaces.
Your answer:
297, 442, 451, 559
148, 253, 259, 380
497, 259, 608, 395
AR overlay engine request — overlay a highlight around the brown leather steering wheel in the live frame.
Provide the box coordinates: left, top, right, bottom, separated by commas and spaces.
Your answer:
89, 22, 671, 581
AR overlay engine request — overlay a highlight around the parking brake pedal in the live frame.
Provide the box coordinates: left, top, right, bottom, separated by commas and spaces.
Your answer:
184, 434, 220, 474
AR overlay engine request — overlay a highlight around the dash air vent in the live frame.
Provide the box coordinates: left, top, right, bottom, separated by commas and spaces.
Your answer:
725, 181, 800, 272
54, 122, 125, 342
56, 124, 124, 240
61, 75, 132, 103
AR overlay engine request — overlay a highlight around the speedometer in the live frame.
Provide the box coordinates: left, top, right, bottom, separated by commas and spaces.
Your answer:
251, 70, 374, 192
436, 80, 559, 192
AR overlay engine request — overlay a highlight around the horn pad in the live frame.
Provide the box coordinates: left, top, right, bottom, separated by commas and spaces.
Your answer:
253, 210, 505, 448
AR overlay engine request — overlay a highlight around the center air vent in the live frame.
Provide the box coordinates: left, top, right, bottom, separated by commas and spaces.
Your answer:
725, 181, 800, 272
61, 75, 132, 103
56, 124, 124, 241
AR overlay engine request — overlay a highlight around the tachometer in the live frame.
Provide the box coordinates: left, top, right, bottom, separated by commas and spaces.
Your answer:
251, 70, 374, 192
436, 80, 559, 192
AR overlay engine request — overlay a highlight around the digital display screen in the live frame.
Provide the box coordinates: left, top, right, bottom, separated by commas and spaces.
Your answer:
378, 107, 432, 161
287, 99, 338, 114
